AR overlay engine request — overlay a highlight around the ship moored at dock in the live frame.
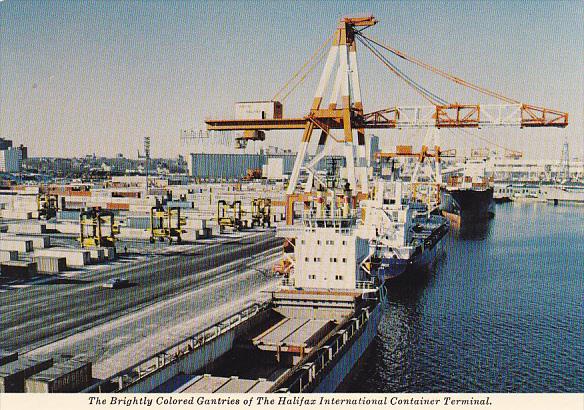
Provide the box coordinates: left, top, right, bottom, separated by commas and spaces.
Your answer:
361, 181, 449, 281
441, 159, 495, 222
83, 195, 384, 393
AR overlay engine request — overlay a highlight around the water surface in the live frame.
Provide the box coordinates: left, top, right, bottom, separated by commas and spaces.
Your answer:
346, 202, 583, 392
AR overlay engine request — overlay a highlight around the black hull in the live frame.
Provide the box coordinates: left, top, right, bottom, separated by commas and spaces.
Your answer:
376, 221, 449, 282
441, 188, 494, 221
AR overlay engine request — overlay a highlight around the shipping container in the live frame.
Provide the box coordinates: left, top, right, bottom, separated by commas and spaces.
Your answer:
34, 248, 91, 267
67, 191, 91, 197
0, 357, 53, 392
125, 216, 151, 229
166, 200, 193, 209
0, 250, 18, 262
25, 360, 92, 393
185, 218, 206, 230
88, 248, 105, 263
63, 200, 87, 210
7, 223, 47, 234
190, 153, 265, 179
33, 256, 66, 274
106, 202, 130, 211
0, 210, 32, 219
112, 192, 141, 198
235, 101, 282, 119
0, 234, 50, 249
0, 239, 33, 252
99, 247, 116, 261
57, 210, 81, 221
0, 261, 37, 278
0, 351, 18, 366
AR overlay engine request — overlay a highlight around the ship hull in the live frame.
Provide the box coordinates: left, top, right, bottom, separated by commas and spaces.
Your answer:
376, 221, 448, 282
313, 301, 383, 392
377, 258, 408, 279
441, 188, 494, 221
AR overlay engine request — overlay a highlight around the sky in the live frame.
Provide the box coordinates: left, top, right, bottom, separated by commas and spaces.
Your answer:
0, 0, 582, 160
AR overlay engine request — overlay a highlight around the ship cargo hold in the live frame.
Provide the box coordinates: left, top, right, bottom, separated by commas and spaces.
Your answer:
0, 357, 54, 393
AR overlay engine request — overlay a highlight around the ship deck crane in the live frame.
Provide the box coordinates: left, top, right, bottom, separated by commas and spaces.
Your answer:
205, 15, 568, 204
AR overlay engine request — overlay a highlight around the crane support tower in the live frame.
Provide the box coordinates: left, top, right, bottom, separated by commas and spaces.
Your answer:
217, 200, 244, 233
79, 207, 118, 248
149, 205, 185, 244
251, 198, 271, 228
37, 193, 59, 220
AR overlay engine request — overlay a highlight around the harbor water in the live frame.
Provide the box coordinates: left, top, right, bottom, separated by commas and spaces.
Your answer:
345, 202, 583, 392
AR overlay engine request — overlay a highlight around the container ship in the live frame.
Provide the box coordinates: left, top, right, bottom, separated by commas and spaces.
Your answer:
84, 195, 384, 394
441, 159, 495, 222
361, 181, 449, 281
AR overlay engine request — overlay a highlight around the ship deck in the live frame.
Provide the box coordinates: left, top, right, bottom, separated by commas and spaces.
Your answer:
252, 317, 335, 353
152, 374, 275, 393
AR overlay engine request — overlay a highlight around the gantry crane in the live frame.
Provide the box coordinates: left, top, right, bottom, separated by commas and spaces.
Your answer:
217, 200, 243, 233
375, 142, 456, 210
79, 207, 118, 248
251, 198, 271, 228
149, 204, 185, 243
205, 15, 568, 209
37, 193, 59, 220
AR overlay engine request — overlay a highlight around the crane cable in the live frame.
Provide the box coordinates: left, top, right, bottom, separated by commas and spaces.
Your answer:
356, 32, 522, 155
356, 33, 520, 105
279, 45, 329, 102
272, 34, 333, 102
358, 35, 448, 105
356, 35, 448, 105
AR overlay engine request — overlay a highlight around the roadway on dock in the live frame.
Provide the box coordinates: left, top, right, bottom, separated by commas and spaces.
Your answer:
0, 230, 280, 365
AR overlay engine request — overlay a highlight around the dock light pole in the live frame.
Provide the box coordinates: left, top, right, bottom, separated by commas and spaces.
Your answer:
144, 136, 151, 193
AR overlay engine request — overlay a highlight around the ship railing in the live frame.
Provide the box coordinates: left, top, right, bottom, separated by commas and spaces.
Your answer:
82, 302, 269, 393
301, 208, 359, 223
447, 178, 492, 189
355, 280, 376, 290
275, 306, 374, 393
275, 225, 302, 238
302, 208, 358, 217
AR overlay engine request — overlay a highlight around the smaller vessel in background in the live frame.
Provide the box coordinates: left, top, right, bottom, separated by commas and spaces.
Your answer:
441, 157, 495, 222
541, 184, 584, 204
361, 181, 449, 282
539, 139, 584, 204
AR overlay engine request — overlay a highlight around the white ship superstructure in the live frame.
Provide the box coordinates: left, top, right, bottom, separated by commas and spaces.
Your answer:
288, 209, 371, 290
360, 181, 449, 280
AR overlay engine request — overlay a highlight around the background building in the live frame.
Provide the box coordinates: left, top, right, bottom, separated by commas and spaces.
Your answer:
0, 138, 25, 173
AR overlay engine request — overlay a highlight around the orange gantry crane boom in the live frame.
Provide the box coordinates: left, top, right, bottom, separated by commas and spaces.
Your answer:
375, 145, 456, 163
205, 15, 568, 196
207, 104, 568, 131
